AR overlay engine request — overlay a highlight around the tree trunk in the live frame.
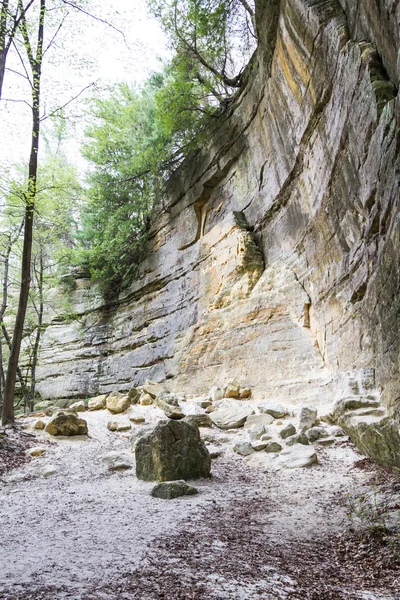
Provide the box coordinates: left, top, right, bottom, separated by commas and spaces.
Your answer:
27, 251, 44, 412
2, 0, 45, 425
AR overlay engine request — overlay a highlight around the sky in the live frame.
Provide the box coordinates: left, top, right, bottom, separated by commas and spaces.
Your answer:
0, 0, 169, 173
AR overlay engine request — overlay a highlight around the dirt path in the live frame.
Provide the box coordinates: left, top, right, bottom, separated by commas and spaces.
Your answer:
0, 408, 399, 600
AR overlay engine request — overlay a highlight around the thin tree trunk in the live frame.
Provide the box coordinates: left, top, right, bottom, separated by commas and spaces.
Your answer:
2, 0, 45, 425
28, 251, 44, 412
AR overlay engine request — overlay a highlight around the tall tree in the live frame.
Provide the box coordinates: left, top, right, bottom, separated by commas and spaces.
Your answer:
2, 0, 45, 425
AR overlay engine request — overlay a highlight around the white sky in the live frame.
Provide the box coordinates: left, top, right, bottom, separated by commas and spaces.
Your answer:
0, 0, 169, 173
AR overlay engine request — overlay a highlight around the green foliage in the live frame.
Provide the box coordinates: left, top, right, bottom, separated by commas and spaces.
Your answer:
77, 0, 257, 298
149, 0, 256, 99
78, 69, 217, 298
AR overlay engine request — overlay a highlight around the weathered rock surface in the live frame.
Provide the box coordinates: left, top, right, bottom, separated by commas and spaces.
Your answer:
135, 420, 211, 482
35, 0, 400, 467
150, 480, 198, 500
45, 410, 88, 436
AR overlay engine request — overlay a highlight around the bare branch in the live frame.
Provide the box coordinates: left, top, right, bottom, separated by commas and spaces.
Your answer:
40, 81, 95, 121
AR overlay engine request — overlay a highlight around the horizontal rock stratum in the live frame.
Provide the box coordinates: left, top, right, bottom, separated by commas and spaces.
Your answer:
35, 0, 400, 466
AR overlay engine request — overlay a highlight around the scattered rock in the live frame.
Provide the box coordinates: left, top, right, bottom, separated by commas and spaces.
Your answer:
156, 398, 184, 420
183, 414, 213, 428
129, 414, 146, 424
139, 393, 153, 406
135, 420, 211, 482
34, 420, 46, 430
156, 392, 180, 407
206, 446, 224, 459
279, 446, 318, 469
70, 401, 86, 412
326, 425, 346, 437
209, 386, 224, 402
205, 405, 215, 414
210, 401, 255, 430
224, 380, 240, 399
150, 480, 198, 499
88, 395, 107, 411
239, 388, 251, 399
258, 402, 289, 419
45, 410, 88, 436
142, 380, 165, 399
248, 425, 267, 441
245, 414, 274, 428
42, 464, 59, 478
128, 388, 141, 404
107, 420, 131, 432
315, 437, 335, 447
106, 392, 131, 414
251, 440, 269, 451
233, 441, 254, 456
298, 406, 318, 431
192, 396, 212, 409
286, 432, 309, 446
279, 423, 296, 439
27, 447, 46, 457
264, 442, 283, 453
100, 451, 133, 471
306, 426, 328, 442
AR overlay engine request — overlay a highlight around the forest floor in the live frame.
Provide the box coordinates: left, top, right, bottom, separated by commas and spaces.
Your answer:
0, 407, 399, 600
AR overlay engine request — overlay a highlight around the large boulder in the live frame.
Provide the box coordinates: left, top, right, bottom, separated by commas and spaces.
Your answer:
45, 409, 88, 436
106, 392, 130, 414
210, 400, 255, 429
135, 420, 211, 482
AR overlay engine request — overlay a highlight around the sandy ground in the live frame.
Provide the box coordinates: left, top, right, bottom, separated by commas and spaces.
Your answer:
0, 406, 399, 600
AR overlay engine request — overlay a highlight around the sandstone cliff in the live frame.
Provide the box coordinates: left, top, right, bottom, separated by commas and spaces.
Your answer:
36, 0, 400, 465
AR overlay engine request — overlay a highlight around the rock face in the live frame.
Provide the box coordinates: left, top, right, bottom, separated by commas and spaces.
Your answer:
45, 410, 88, 436
35, 0, 400, 466
135, 420, 211, 482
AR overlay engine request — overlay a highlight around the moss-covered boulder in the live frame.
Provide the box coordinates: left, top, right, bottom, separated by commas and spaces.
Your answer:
135, 420, 211, 482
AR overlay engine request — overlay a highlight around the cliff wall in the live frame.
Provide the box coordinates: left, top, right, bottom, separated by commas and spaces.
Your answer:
36, 0, 400, 463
